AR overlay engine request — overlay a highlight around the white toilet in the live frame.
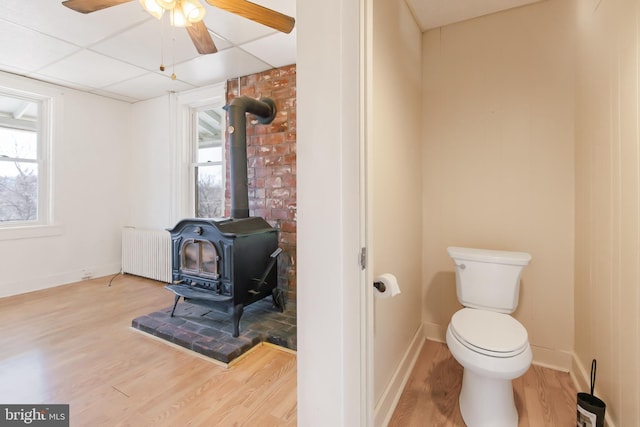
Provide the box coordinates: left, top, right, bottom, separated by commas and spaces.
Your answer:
445, 246, 532, 427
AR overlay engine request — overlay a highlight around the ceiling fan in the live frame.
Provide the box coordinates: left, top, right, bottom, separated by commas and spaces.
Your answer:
62, 0, 295, 55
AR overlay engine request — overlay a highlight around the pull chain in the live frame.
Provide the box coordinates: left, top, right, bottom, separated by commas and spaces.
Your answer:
171, 16, 177, 80
159, 12, 166, 72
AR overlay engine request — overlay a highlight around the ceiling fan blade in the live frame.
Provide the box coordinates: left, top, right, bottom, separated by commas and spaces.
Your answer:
62, 0, 134, 14
186, 21, 218, 54
206, 0, 295, 34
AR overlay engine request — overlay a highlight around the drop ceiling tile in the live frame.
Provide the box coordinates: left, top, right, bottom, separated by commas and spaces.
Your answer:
91, 19, 232, 71
91, 20, 198, 71
172, 48, 271, 86
203, 8, 278, 45
101, 72, 196, 101
27, 72, 95, 93
0, 0, 151, 46
249, 0, 296, 16
240, 29, 296, 68
88, 90, 140, 103
204, 0, 295, 45
0, 19, 80, 72
36, 50, 148, 89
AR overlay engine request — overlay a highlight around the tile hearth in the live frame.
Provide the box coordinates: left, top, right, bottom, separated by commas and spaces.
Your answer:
132, 298, 296, 364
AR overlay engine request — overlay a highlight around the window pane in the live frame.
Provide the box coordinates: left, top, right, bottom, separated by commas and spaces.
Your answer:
0, 161, 38, 222
196, 164, 223, 218
197, 146, 222, 163
197, 107, 223, 163
0, 127, 37, 160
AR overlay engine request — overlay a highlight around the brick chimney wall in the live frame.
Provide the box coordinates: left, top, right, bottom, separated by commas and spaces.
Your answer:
226, 64, 297, 301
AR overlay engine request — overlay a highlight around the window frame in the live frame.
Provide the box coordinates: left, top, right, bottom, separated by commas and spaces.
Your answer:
0, 73, 62, 240
173, 83, 227, 222
193, 104, 225, 218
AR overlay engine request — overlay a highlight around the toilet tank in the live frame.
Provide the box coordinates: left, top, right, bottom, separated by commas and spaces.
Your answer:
447, 246, 532, 313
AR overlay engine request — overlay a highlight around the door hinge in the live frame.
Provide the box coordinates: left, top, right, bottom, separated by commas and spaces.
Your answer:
359, 247, 367, 270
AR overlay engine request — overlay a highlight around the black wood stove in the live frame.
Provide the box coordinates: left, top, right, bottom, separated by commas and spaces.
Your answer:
165, 96, 285, 337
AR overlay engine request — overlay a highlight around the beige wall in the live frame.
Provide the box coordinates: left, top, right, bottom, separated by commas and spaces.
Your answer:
421, 0, 576, 369
574, 0, 640, 424
371, 0, 423, 423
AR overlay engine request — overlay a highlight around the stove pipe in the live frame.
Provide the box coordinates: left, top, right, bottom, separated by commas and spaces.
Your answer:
224, 96, 277, 218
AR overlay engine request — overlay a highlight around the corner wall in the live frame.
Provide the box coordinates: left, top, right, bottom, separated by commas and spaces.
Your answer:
573, 0, 640, 424
421, 0, 576, 370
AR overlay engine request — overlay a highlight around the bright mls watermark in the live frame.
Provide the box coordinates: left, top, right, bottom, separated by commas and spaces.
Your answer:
0, 405, 69, 426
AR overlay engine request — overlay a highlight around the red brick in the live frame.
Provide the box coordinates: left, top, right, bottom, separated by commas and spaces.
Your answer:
266, 176, 283, 188
282, 174, 296, 188
280, 221, 296, 233
271, 208, 290, 220
266, 198, 284, 209
254, 167, 271, 178
264, 133, 285, 145
272, 165, 293, 176
271, 144, 290, 156
269, 188, 290, 199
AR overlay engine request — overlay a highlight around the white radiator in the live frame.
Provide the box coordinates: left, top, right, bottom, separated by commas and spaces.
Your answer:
121, 228, 172, 283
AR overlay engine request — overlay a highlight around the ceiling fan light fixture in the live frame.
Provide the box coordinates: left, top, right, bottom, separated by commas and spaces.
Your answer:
140, 0, 164, 19
170, 3, 191, 27
181, 0, 206, 23
155, 0, 177, 10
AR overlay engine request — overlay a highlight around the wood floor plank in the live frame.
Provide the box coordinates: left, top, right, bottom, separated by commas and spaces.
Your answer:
389, 340, 577, 426
0, 275, 297, 426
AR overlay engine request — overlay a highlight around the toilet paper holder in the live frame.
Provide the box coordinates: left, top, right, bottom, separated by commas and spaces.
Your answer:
373, 273, 401, 298
373, 281, 386, 292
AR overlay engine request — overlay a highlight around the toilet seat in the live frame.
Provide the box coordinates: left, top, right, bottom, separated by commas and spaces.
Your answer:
450, 308, 528, 358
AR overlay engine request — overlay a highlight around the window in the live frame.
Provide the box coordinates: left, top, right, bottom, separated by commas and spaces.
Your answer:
0, 91, 50, 226
194, 105, 225, 218
174, 83, 226, 222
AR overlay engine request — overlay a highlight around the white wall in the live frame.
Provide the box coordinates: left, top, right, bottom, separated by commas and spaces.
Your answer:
370, 0, 423, 424
0, 73, 131, 298
296, 0, 365, 425
128, 95, 174, 230
573, 0, 640, 424
421, 0, 576, 370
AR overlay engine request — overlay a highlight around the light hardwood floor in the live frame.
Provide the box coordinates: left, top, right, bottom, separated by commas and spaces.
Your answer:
389, 339, 578, 426
1, 275, 578, 427
0, 275, 296, 426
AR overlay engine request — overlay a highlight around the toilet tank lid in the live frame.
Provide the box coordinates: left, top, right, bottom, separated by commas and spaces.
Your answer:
447, 246, 532, 265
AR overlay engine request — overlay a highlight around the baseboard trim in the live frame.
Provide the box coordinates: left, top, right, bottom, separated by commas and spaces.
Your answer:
374, 323, 425, 427
0, 264, 121, 299
423, 321, 446, 343
530, 345, 572, 372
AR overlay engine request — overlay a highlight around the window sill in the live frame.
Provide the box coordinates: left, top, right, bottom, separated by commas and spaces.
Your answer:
0, 224, 63, 241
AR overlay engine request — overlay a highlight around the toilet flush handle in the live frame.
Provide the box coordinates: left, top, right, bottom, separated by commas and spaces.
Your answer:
455, 263, 466, 270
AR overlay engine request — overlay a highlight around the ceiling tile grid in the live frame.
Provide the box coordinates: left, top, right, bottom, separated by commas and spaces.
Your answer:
0, 0, 297, 103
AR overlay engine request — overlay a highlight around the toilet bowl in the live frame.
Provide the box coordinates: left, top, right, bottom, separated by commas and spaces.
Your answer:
446, 308, 532, 427
446, 246, 532, 427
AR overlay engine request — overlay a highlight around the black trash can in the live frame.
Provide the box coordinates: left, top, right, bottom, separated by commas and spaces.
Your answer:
577, 359, 606, 427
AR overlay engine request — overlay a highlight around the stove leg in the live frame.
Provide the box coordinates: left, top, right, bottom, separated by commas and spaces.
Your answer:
170, 294, 181, 317
232, 304, 243, 337
272, 288, 285, 312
